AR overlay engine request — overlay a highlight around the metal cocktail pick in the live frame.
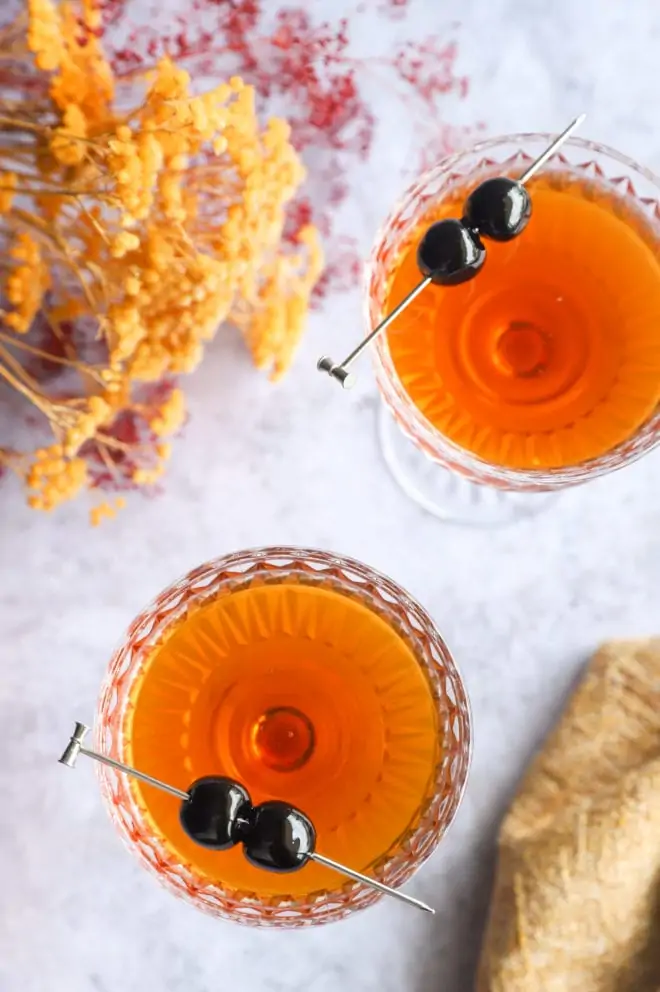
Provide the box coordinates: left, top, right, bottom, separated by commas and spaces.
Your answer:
317, 113, 587, 388
60, 722, 434, 916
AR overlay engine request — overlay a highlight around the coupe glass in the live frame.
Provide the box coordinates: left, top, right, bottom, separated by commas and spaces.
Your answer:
367, 134, 660, 525
95, 547, 471, 927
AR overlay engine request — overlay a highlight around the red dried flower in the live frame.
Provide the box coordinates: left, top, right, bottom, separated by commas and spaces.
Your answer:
98, 0, 473, 300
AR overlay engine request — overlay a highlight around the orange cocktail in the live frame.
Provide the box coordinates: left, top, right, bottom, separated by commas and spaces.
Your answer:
386, 172, 660, 469
368, 134, 660, 521
96, 548, 471, 926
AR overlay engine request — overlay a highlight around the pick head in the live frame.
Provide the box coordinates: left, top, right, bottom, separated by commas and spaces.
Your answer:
317, 357, 356, 389
59, 722, 90, 768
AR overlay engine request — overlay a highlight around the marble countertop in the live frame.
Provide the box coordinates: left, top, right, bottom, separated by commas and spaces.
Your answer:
2, 1, 660, 990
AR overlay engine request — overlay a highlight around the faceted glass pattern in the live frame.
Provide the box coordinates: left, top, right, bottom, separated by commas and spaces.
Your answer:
95, 547, 472, 927
366, 135, 660, 491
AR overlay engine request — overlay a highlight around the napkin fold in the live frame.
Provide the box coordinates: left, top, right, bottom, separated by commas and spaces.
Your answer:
478, 639, 660, 992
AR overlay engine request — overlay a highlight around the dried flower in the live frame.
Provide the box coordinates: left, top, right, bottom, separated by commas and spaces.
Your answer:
4, 233, 51, 333
0, 0, 323, 519
90, 497, 125, 526
101, 0, 471, 302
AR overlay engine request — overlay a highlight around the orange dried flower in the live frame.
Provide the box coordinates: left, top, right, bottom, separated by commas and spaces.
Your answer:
3, 234, 51, 334
50, 104, 88, 166
27, 0, 66, 72
0, 172, 18, 213
148, 388, 186, 437
0, 1, 323, 518
89, 497, 125, 527
26, 445, 88, 511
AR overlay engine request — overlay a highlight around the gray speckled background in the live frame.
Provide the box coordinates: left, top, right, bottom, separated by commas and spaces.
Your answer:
2, 1, 660, 990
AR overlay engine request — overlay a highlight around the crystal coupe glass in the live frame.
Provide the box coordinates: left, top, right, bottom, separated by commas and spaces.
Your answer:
366, 135, 660, 524
95, 547, 471, 927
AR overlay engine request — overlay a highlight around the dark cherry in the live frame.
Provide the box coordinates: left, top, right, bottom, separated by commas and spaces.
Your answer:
180, 776, 252, 850
463, 177, 531, 242
242, 801, 316, 873
416, 218, 485, 286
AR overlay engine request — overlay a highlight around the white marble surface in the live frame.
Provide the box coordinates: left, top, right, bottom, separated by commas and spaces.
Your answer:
2, 1, 660, 990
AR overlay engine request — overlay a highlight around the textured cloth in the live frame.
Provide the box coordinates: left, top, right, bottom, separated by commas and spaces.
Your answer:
478, 639, 660, 992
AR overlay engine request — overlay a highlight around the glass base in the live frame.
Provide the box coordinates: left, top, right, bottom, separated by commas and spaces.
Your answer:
378, 404, 558, 527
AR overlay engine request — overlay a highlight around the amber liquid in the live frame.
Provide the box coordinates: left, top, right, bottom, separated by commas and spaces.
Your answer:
126, 576, 441, 898
386, 173, 660, 468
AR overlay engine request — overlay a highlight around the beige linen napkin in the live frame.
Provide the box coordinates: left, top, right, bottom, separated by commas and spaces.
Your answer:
478, 639, 660, 992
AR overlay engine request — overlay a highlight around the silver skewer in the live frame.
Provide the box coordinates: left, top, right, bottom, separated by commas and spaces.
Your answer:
59, 722, 189, 800
518, 113, 586, 183
59, 722, 435, 915
317, 113, 586, 387
317, 277, 432, 390
309, 852, 434, 914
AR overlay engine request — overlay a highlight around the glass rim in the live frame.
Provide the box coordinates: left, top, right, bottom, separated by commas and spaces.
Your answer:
419, 131, 660, 189
95, 545, 473, 927
366, 133, 660, 490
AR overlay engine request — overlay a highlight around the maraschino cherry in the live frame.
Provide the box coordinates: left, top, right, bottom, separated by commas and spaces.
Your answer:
179, 776, 251, 850
179, 775, 314, 872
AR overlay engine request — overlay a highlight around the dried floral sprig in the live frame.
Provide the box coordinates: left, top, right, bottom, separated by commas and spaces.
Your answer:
97, 0, 472, 302
0, 0, 322, 520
